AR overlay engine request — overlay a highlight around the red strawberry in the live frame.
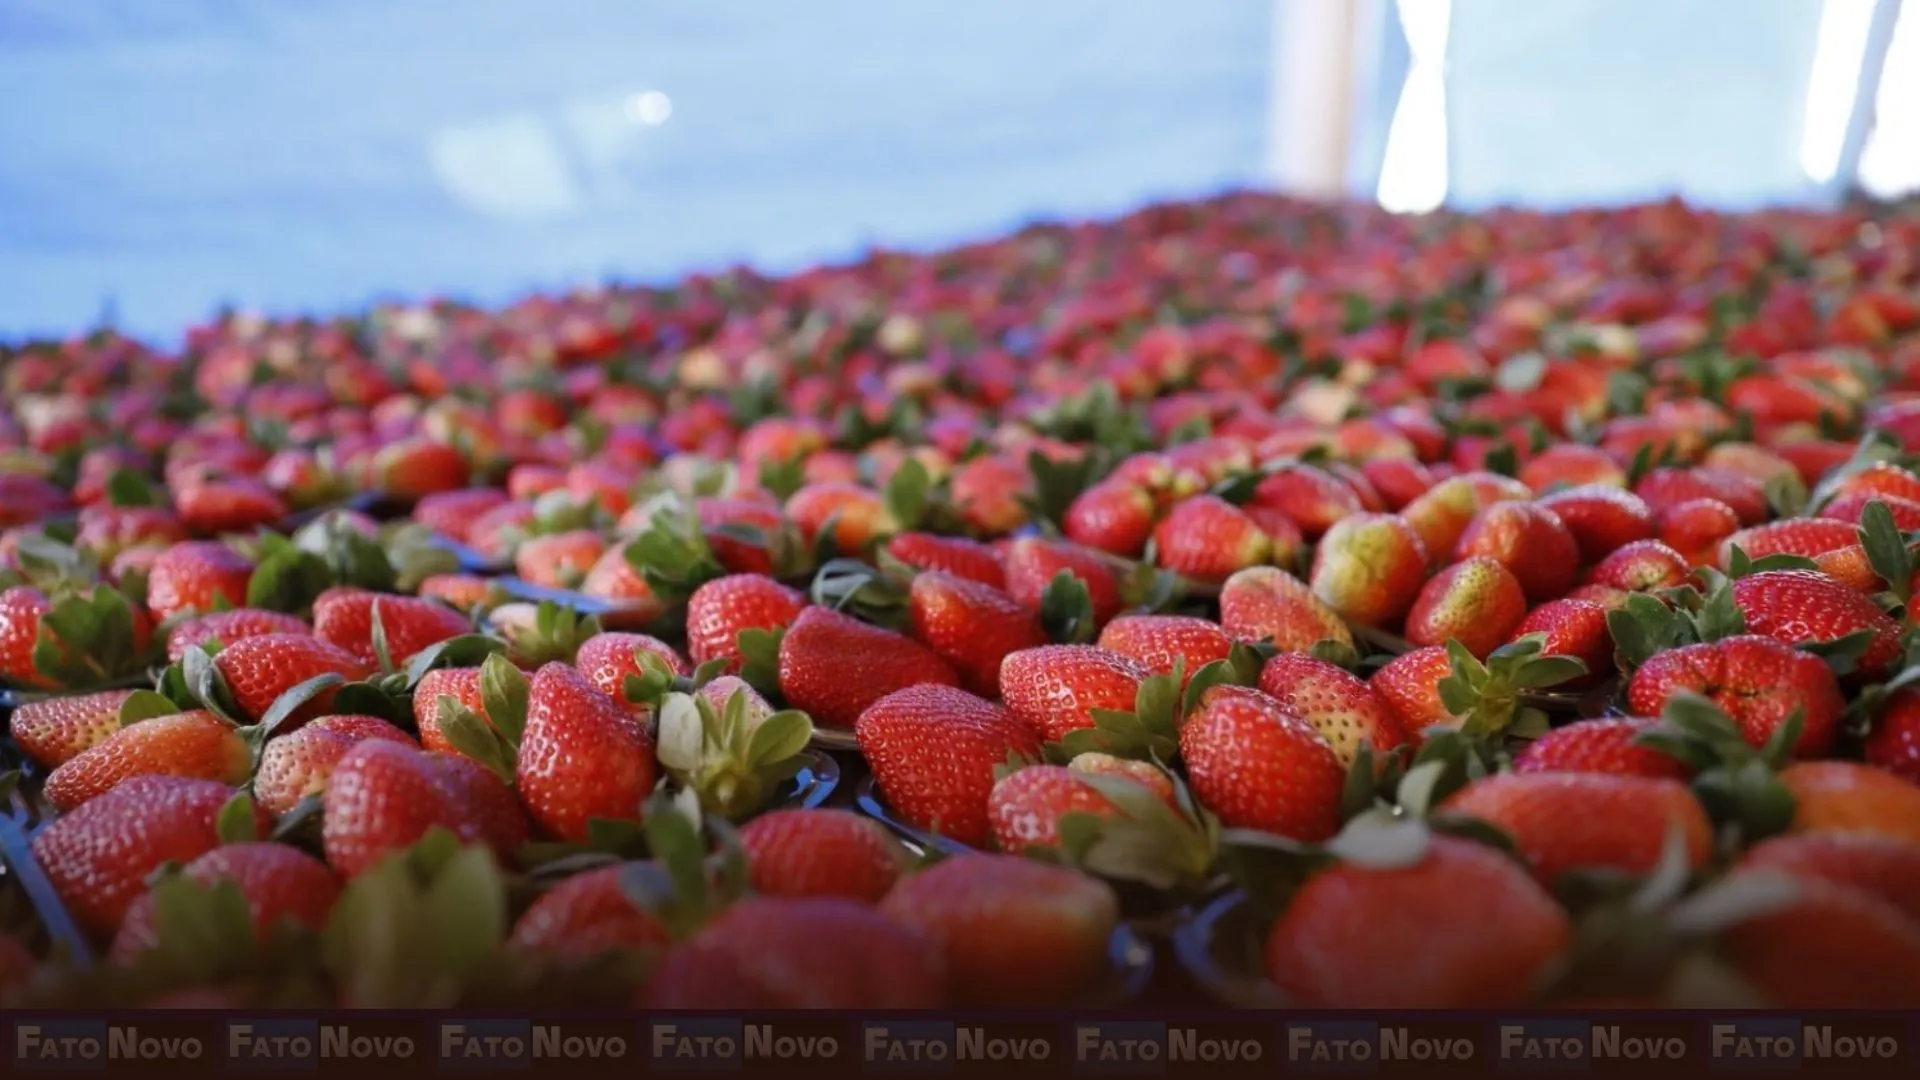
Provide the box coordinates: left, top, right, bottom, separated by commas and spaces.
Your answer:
1065, 480, 1159, 557
174, 479, 287, 536
1095, 614, 1232, 689
43, 709, 252, 811
1521, 444, 1627, 492
517, 662, 657, 841
998, 645, 1149, 744
321, 740, 526, 877
856, 683, 1042, 847
1738, 832, 1920, 922
574, 631, 690, 705
1002, 537, 1123, 627
1864, 687, 1920, 784
513, 530, 605, 591
1720, 518, 1858, 563
884, 532, 1006, 589
312, 591, 471, 668
32, 776, 271, 937
1370, 645, 1457, 735
1400, 473, 1530, 567
1829, 460, 1920, 503
7, 688, 136, 768
684, 574, 807, 672
1507, 598, 1613, 678
372, 437, 470, 498
1587, 539, 1690, 592
1712, 874, 1920, 1008
1730, 569, 1903, 678
1152, 495, 1271, 583
416, 573, 499, 610
1251, 464, 1364, 539
166, 608, 310, 663
779, 606, 959, 730
1633, 467, 1766, 524
1179, 684, 1344, 841
1309, 513, 1428, 628
1511, 717, 1691, 778
905, 571, 1047, 697
738, 808, 908, 903
1218, 566, 1354, 651
1402, 557, 1528, 658
878, 854, 1118, 1006
988, 764, 1133, 854
509, 865, 670, 958
146, 541, 255, 622
1452, 501, 1580, 603
1257, 653, 1406, 767
1535, 485, 1656, 563
1442, 772, 1712, 884
412, 666, 485, 754
785, 482, 897, 555
1821, 490, 1920, 530
643, 897, 945, 1009
412, 488, 511, 544
1659, 497, 1741, 567
111, 843, 340, 962
1625, 635, 1842, 758
1265, 833, 1571, 1007
213, 634, 369, 724
254, 713, 417, 815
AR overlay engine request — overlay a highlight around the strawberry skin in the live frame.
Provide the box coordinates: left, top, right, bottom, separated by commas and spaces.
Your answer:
1402, 557, 1527, 658
517, 662, 657, 841
1442, 772, 1712, 884
907, 572, 1046, 697
884, 532, 1006, 589
1179, 685, 1344, 841
43, 710, 251, 811
1865, 687, 1920, 784
253, 714, 418, 815
779, 606, 960, 730
1738, 832, 1920, 922
1507, 598, 1613, 680
998, 645, 1148, 743
684, 574, 807, 672
1265, 835, 1571, 1007
312, 590, 471, 668
1720, 518, 1858, 563
166, 608, 310, 663
1369, 645, 1456, 735
1587, 539, 1690, 592
145, 541, 255, 622
1453, 501, 1580, 603
1251, 464, 1364, 539
214, 633, 370, 724
413, 666, 485, 754
738, 808, 908, 903
1096, 614, 1232, 689
856, 683, 1042, 847
1309, 513, 1428, 628
7, 688, 136, 769
0, 586, 54, 689
321, 740, 526, 877
575, 631, 690, 705
578, 545, 665, 618
1511, 717, 1690, 778
1151, 494, 1271, 583
1064, 480, 1159, 558
412, 488, 510, 544
1731, 569, 1903, 679
1257, 653, 1406, 767
1781, 761, 1920, 844
514, 530, 605, 591
878, 854, 1118, 1007
32, 776, 272, 937
1535, 485, 1655, 563
1625, 635, 1842, 758
111, 842, 340, 962
1218, 566, 1354, 652
1714, 874, 1920, 1008
509, 865, 670, 958
1003, 537, 1123, 627
987, 764, 1139, 854
643, 897, 945, 1009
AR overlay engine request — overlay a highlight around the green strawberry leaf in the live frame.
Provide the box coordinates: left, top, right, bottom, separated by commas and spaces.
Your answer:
422, 846, 507, 979
1801, 628, 1878, 679
735, 626, 785, 698
745, 710, 813, 769
478, 652, 530, 744
881, 457, 931, 532
1764, 470, 1809, 519
105, 468, 162, 508
401, 633, 505, 689
181, 645, 243, 724
1038, 570, 1096, 645
1859, 499, 1915, 602
255, 672, 345, 738
118, 688, 181, 727
368, 600, 395, 675
216, 791, 260, 844
435, 697, 516, 785
330, 680, 406, 724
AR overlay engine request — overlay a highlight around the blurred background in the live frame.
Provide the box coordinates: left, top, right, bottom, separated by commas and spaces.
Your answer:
1, 0, 1917, 340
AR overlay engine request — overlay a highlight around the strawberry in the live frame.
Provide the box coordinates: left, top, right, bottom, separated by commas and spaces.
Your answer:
949, 453, 1031, 536
1535, 485, 1656, 563
510, 865, 669, 958
1865, 687, 1920, 784
1, 585, 145, 692
695, 497, 797, 577
1096, 614, 1232, 689
32, 776, 270, 937
412, 488, 510, 544
901, 571, 1047, 697
1626, 636, 1841, 758
1400, 473, 1530, 567
999, 644, 1151, 744
1442, 772, 1711, 883
1587, 539, 1690, 592
1360, 457, 1436, 511
1309, 513, 1428, 628
856, 683, 1042, 847
416, 572, 500, 610
1218, 565, 1354, 652
74, 506, 186, 564
1820, 490, 1920, 530
1730, 569, 1903, 678
1738, 832, 1920, 922
212, 634, 369, 724
1814, 543, 1887, 594
684, 574, 807, 673
371, 436, 470, 498
883, 532, 1005, 589
1506, 597, 1613, 678
878, 854, 1118, 1006
412, 666, 486, 754
146, 541, 255, 622
513, 530, 605, 591
643, 897, 945, 1009
174, 478, 287, 536
1064, 480, 1159, 557
1719, 518, 1858, 562
574, 631, 690, 705
312, 590, 471, 668
321, 740, 527, 877
1250, 464, 1365, 539
1370, 636, 1584, 740
1179, 684, 1345, 840
166, 608, 310, 662
253, 713, 418, 815
1781, 761, 1920, 844
785, 481, 897, 555
1520, 444, 1627, 492
1632, 467, 1766, 524
1511, 717, 1690, 778
7, 688, 136, 768
1658, 497, 1741, 567
43, 709, 252, 811
1452, 501, 1580, 603
1151, 494, 1271, 582
1265, 831, 1571, 1007
1402, 557, 1528, 658
110, 842, 341, 962
987, 764, 1131, 854
517, 662, 658, 841
778, 606, 959, 729
1002, 537, 1124, 628
1712, 873, 1920, 1007
1257, 653, 1406, 767
738, 808, 907, 903
1828, 460, 1920, 503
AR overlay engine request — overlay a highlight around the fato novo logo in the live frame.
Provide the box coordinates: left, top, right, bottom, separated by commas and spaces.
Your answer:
1284, 1021, 1481, 1072
1708, 1019, 1904, 1070
228, 1019, 418, 1065
13, 1020, 208, 1068
1496, 1018, 1693, 1069
650, 1019, 844, 1071
439, 1020, 634, 1067
861, 1021, 1055, 1071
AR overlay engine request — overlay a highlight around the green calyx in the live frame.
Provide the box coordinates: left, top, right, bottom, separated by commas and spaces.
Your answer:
1046, 658, 1196, 763
622, 650, 730, 714
431, 653, 531, 786
1043, 764, 1219, 894
808, 557, 911, 631
494, 599, 602, 667
615, 796, 750, 940
734, 626, 786, 699
29, 583, 155, 690
1435, 634, 1588, 738
623, 497, 729, 603
654, 687, 813, 822
1632, 691, 1800, 843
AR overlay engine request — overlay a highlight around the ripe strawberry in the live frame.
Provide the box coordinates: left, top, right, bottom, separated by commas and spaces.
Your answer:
1250, 464, 1364, 539
1535, 485, 1656, 563
416, 573, 499, 610
780, 606, 959, 730
1520, 444, 1627, 492
1828, 460, 1920, 503
1151, 495, 1271, 583
1720, 518, 1857, 562
575, 546, 666, 621
1731, 569, 1903, 678
884, 532, 1006, 589
1781, 761, 1920, 844
905, 571, 1047, 697
1507, 598, 1613, 678
1002, 537, 1123, 627
166, 608, 310, 663
1179, 684, 1345, 841
785, 482, 897, 555
574, 631, 690, 704
412, 488, 511, 544
1626, 636, 1841, 758
371, 436, 470, 498
738, 808, 907, 903
111, 842, 341, 962
173, 479, 287, 536
1096, 614, 1231, 689
1218, 566, 1353, 652
1064, 480, 1159, 557
75, 506, 187, 564
693, 497, 794, 577
253, 714, 418, 814
412, 666, 485, 753
32, 776, 272, 937
213, 634, 369, 724
643, 897, 945, 1009
1813, 544, 1885, 594
1452, 501, 1580, 602
1738, 832, 1920, 922
1659, 497, 1741, 567
879, 854, 1118, 1006
1402, 557, 1528, 658
1713, 874, 1920, 1008
1442, 772, 1711, 883
1587, 539, 1690, 592
1632, 467, 1766, 524
1265, 833, 1571, 1007
999, 645, 1149, 743
517, 662, 657, 841
949, 453, 1031, 536
1360, 457, 1436, 511
1369, 645, 1457, 735
988, 764, 1130, 854
856, 683, 1042, 847
43, 709, 252, 811
1865, 687, 1920, 784
1309, 513, 1428, 628
510, 865, 669, 958
1400, 473, 1530, 566
1257, 653, 1407, 767
321, 740, 527, 877
312, 590, 470, 669
7, 688, 136, 769
513, 530, 605, 591
1820, 490, 1920, 530
146, 541, 255, 622
684, 574, 807, 672
1512, 717, 1689, 778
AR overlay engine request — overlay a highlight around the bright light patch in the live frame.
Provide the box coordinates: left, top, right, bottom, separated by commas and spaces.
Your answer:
1801, 0, 1878, 183
627, 90, 673, 126
1376, 0, 1452, 214
1859, 1, 1920, 197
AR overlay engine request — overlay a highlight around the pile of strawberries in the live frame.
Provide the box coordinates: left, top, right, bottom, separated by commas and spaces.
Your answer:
6, 191, 1920, 1010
